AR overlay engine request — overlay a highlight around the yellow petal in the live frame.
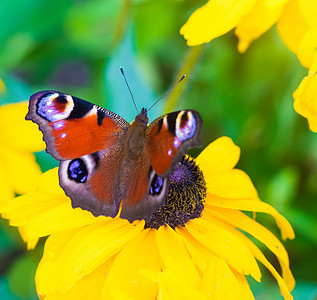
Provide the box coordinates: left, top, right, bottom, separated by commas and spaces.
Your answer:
0, 146, 42, 195
297, 26, 317, 68
38, 168, 65, 196
36, 219, 144, 295
196, 136, 241, 176
277, 0, 308, 55
43, 259, 115, 300
299, 0, 317, 27
231, 268, 255, 300
180, 0, 257, 46
0, 102, 45, 152
205, 169, 258, 199
236, 0, 285, 53
186, 217, 261, 281
102, 228, 161, 300
204, 207, 295, 291
19, 201, 100, 241
156, 226, 201, 288
238, 233, 294, 300
1, 191, 67, 226
293, 53, 317, 132
18, 228, 39, 250
157, 268, 206, 300
206, 196, 295, 240
200, 257, 247, 299
176, 226, 215, 273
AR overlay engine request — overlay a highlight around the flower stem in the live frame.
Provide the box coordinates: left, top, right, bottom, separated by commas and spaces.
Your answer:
112, 0, 132, 50
163, 44, 205, 112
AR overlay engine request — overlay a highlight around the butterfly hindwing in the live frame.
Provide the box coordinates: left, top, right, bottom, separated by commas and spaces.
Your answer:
120, 166, 169, 222
26, 90, 129, 160
59, 148, 122, 218
145, 110, 202, 177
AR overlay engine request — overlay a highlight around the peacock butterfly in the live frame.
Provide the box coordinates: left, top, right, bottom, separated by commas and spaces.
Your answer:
26, 78, 202, 222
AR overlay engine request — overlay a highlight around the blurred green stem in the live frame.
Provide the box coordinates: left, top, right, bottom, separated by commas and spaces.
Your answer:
163, 44, 205, 112
112, 0, 131, 49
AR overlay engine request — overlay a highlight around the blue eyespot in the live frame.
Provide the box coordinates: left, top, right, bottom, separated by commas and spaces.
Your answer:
149, 174, 164, 195
67, 158, 88, 183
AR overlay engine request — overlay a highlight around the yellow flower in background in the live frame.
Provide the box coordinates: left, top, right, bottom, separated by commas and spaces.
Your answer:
0, 101, 45, 206
1, 137, 295, 299
180, 0, 317, 132
293, 53, 317, 131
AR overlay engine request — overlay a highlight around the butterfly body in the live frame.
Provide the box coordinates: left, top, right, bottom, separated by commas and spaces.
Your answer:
26, 90, 202, 222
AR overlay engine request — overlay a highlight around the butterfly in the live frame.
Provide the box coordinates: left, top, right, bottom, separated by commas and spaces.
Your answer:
26, 90, 202, 222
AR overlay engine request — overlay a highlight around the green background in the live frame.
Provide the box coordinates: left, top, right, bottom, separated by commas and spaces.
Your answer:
0, 0, 316, 299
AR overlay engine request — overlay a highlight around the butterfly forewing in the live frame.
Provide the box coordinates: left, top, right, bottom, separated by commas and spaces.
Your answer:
26, 90, 129, 160
145, 110, 202, 177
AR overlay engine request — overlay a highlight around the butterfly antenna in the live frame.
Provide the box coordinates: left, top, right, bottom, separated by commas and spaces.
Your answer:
120, 67, 139, 114
148, 75, 186, 112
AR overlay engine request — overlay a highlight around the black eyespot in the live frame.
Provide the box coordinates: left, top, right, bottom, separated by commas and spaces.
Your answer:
149, 174, 164, 195
67, 158, 88, 183
55, 95, 68, 103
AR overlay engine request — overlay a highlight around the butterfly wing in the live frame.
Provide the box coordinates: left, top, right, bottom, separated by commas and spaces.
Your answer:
145, 110, 202, 177
26, 90, 129, 218
26, 90, 129, 160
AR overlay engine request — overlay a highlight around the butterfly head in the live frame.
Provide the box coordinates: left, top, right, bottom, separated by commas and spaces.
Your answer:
133, 107, 149, 127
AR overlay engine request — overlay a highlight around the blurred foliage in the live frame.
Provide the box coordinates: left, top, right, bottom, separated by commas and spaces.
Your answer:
0, 0, 316, 299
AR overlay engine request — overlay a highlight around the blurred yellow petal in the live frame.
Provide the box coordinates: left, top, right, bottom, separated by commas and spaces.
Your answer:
0, 102, 45, 152
201, 257, 247, 299
297, 26, 317, 68
0, 146, 42, 195
293, 53, 317, 131
206, 196, 295, 240
102, 229, 160, 300
206, 169, 258, 199
36, 219, 144, 295
236, 0, 285, 53
299, 0, 317, 27
0, 79, 5, 93
156, 226, 201, 288
277, 0, 308, 55
186, 217, 261, 281
196, 136, 240, 175
0, 163, 14, 206
180, 0, 257, 46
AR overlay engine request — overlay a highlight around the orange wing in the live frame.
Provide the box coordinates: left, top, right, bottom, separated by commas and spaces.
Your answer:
145, 110, 202, 177
26, 90, 129, 160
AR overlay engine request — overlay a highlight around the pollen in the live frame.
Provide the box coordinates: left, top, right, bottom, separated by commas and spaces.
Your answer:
145, 156, 206, 229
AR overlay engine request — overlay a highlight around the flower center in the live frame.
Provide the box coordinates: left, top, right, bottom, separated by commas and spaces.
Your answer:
145, 156, 206, 229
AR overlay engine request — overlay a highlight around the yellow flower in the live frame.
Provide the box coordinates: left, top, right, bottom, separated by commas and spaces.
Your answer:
180, 0, 317, 131
293, 52, 317, 131
0, 101, 45, 205
0, 137, 295, 299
